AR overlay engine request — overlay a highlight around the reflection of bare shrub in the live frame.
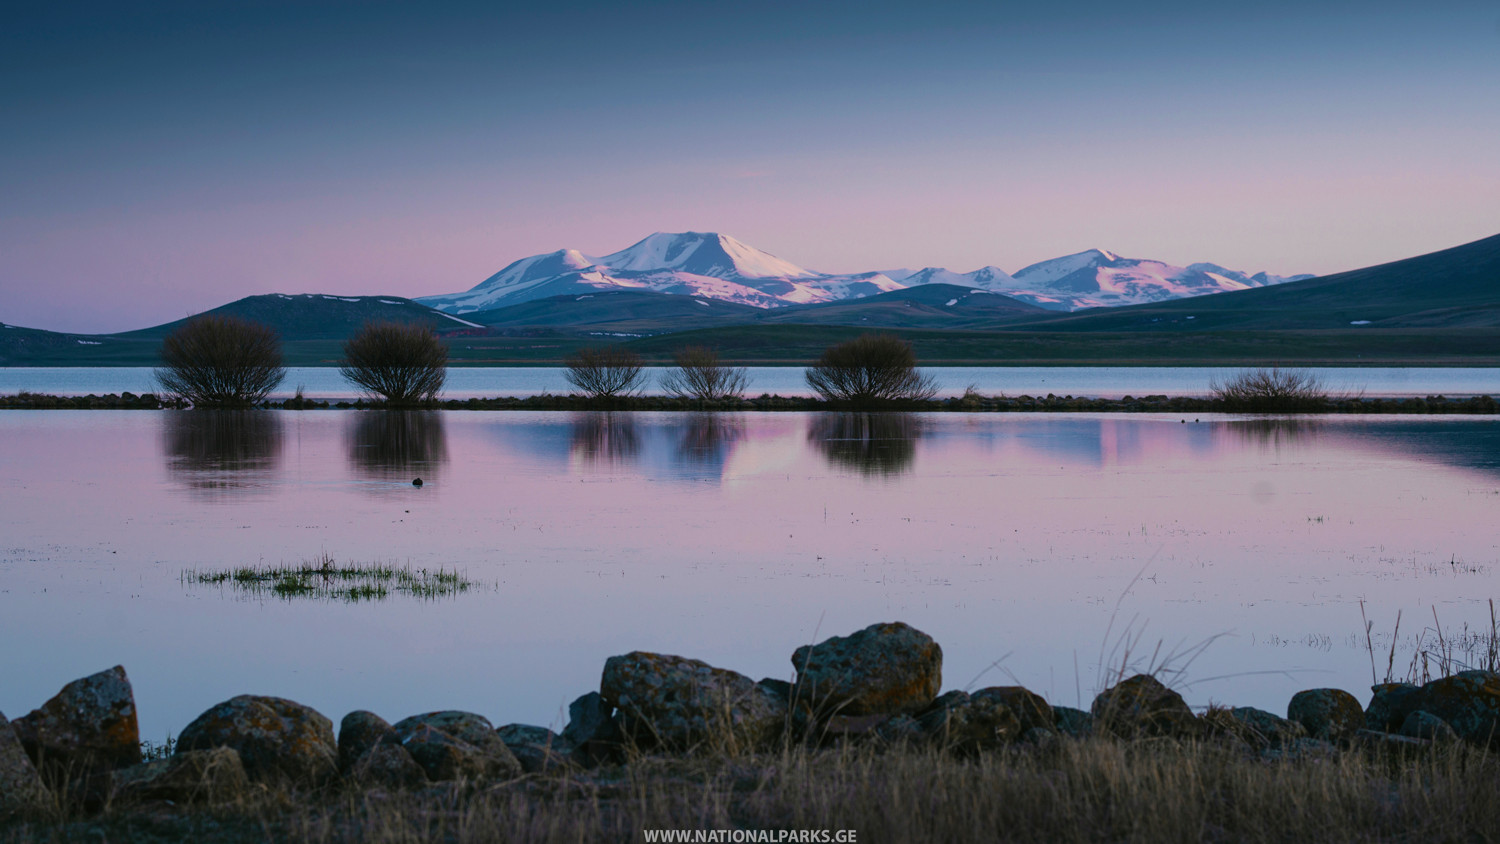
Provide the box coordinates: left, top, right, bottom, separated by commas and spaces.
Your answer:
156, 316, 285, 407
1210, 367, 1331, 412
339, 322, 447, 405
806, 334, 937, 404
347, 410, 448, 480
570, 412, 640, 465
163, 410, 283, 496
661, 347, 748, 401
565, 346, 645, 399
809, 412, 924, 477
675, 413, 745, 466
1226, 418, 1323, 448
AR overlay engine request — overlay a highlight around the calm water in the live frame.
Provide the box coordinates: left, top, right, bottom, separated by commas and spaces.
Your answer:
2, 410, 1499, 742
5, 366, 1500, 399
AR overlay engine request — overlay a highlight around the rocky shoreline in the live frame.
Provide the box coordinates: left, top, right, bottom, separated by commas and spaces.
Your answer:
4, 621, 1498, 825
2, 390, 1498, 414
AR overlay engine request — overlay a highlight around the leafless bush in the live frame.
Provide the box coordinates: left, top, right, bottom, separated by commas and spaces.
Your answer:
1210, 366, 1330, 412
564, 345, 645, 399
805, 333, 937, 404
338, 322, 447, 405
660, 346, 748, 401
155, 315, 285, 407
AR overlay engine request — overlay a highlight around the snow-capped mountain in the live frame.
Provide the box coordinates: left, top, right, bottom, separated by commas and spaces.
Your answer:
417, 232, 1310, 315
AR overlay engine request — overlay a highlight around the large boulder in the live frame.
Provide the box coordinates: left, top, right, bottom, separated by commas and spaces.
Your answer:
1288, 688, 1364, 742
0, 711, 51, 817
497, 724, 575, 774
176, 695, 337, 787
972, 687, 1054, 733
1203, 706, 1306, 749
110, 748, 249, 805
338, 711, 394, 775
791, 622, 942, 717
1091, 675, 1199, 738
349, 742, 427, 789
1365, 683, 1422, 733
601, 652, 786, 751
1053, 706, 1093, 739
916, 691, 1021, 752
388, 711, 521, 781
561, 692, 622, 766
1413, 670, 1500, 748
11, 666, 139, 774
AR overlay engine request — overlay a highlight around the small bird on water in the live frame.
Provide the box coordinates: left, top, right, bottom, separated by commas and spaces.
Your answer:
412, 478, 424, 487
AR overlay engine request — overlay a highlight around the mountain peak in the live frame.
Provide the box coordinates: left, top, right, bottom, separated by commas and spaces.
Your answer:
598, 231, 818, 279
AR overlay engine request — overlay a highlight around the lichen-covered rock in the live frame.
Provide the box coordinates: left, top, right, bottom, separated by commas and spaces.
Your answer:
110, 747, 248, 805
918, 693, 1021, 752
791, 622, 942, 717
0, 711, 51, 817
1091, 675, 1199, 738
972, 687, 1054, 733
1053, 706, 1093, 739
561, 692, 622, 767
601, 652, 786, 751
1229, 707, 1306, 749
1288, 688, 1364, 742
176, 695, 337, 787
12, 666, 139, 774
497, 724, 575, 774
388, 712, 521, 781
349, 742, 426, 789
1400, 710, 1459, 743
1413, 671, 1500, 748
338, 711, 393, 774
1365, 683, 1422, 732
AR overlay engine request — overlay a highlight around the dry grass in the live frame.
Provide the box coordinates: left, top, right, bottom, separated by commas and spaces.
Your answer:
7, 738, 1500, 843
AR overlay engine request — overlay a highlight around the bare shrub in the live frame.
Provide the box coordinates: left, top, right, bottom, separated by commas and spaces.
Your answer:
155, 315, 285, 407
1210, 366, 1330, 412
660, 346, 748, 401
338, 322, 447, 405
564, 345, 645, 399
805, 333, 937, 404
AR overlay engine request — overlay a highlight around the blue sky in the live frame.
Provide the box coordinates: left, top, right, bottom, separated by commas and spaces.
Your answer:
3, 0, 1498, 332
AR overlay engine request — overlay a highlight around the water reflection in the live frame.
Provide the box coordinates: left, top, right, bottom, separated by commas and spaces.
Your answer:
569, 412, 640, 466
347, 411, 448, 481
163, 410, 283, 498
809, 412, 924, 477
1224, 418, 1325, 449
675, 413, 745, 469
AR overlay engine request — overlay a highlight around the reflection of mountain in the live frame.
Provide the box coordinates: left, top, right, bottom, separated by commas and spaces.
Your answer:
163, 410, 283, 498
347, 411, 448, 481
569, 412, 640, 466
809, 413, 924, 477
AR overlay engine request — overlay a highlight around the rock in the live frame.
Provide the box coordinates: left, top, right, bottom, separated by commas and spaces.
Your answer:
756, 678, 793, 707
497, 724, 575, 774
349, 742, 426, 789
176, 695, 337, 787
1227, 707, 1306, 749
110, 748, 249, 805
1288, 688, 1364, 742
1260, 737, 1338, 762
917, 691, 1021, 752
338, 711, 393, 775
561, 692, 622, 767
1354, 728, 1432, 752
1365, 683, 1422, 732
388, 712, 521, 781
12, 666, 140, 774
791, 622, 942, 717
1091, 675, 1199, 738
1413, 670, 1500, 748
972, 687, 1054, 733
0, 711, 51, 817
601, 652, 787, 751
873, 714, 924, 744
1053, 706, 1093, 739
1400, 710, 1459, 743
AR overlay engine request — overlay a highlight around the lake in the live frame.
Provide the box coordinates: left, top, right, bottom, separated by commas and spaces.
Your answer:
2, 410, 1499, 743
5, 365, 1500, 400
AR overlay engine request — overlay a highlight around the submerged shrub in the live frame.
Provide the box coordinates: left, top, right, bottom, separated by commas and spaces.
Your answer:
155, 315, 285, 408
805, 333, 937, 404
660, 346, 748, 402
338, 321, 448, 405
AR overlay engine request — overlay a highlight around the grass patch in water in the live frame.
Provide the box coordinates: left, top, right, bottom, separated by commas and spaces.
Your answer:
183, 553, 475, 603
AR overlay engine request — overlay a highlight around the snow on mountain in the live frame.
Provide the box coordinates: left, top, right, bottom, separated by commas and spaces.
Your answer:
417, 233, 1308, 315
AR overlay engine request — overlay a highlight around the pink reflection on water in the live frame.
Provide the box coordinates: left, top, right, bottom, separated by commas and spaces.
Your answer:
0, 410, 1497, 742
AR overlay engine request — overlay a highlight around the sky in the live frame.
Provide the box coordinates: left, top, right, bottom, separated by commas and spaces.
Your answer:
3, 0, 1498, 333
